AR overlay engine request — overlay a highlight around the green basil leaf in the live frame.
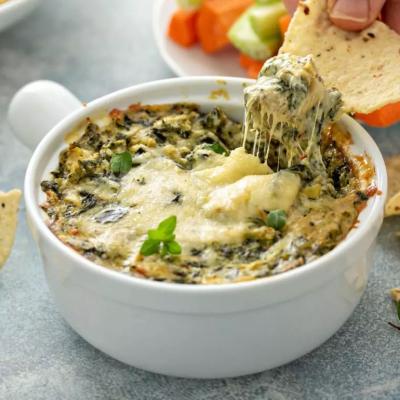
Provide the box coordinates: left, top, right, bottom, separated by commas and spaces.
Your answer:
266, 209, 287, 230
110, 152, 132, 175
160, 243, 169, 257
148, 229, 175, 242
157, 215, 177, 237
166, 240, 182, 255
140, 239, 160, 256
207, 143, 228, 155
140, 216, 182, 257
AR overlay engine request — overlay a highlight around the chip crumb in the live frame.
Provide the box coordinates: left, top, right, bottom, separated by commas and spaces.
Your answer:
0, 189, 21, 268
384, 156, 400, 217
390, 288, 400, 303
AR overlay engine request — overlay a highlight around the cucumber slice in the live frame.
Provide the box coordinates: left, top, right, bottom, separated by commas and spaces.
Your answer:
249, 3, 287, 40
176, 0, 202, 10
228, 11, 280, 60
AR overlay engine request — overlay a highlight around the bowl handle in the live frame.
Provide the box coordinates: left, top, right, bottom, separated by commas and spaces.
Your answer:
8, 80, 82, 150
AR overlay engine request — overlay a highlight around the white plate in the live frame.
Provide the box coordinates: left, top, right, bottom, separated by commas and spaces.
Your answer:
153, 0, 247, 77
0, 0, 41, 34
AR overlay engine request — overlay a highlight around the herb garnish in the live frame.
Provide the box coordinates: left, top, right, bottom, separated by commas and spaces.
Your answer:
110, 152, 132, 175
266, 210, 287, 230
207, 142, 229, 155
140, 216, 182, 257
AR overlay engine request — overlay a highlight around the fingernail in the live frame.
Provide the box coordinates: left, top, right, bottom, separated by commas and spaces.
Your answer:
330, 0, 369, 23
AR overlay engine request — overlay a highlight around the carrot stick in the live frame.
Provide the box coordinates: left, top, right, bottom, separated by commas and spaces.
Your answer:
239, 53, 255, 69
279, 14, 291, 37
196, 0, 253, 53
247, 59, 264, 79
168, 9, 199, 47
355, 102, 400, 128
239, 53, 264, 78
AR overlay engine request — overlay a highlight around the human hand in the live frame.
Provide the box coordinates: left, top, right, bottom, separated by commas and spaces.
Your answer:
282, 0, 400, 34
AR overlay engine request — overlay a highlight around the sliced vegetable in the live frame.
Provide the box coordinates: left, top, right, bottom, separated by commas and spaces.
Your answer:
240, 53, 265, 78
196, 0, 253, 53
355, 102, 400, 128
247, 59, 264, 78
239, 53, 254, 69
176, 0, 203, 10
168, 9, 199, 47
279, 14, 291, 37
249, 3, 287, 40
228, 9, 280, 60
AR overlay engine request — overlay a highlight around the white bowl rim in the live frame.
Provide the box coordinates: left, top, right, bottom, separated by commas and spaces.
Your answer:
25, 76, 387, 295
0, 0, 38, 14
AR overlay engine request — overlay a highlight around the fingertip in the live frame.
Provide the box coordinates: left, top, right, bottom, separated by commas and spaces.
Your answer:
383, 0, 400, 34
282, 0, 298, 15
329, 0, 385, 32
329, 16, 375, 32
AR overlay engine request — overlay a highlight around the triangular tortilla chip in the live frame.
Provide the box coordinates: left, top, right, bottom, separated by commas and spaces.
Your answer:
280, 0, 400, 114
384, 156, 400, 216
0, 189, 21, 268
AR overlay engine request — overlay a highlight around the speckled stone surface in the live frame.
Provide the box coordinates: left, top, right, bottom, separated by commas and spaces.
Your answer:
1, 0, 400, 398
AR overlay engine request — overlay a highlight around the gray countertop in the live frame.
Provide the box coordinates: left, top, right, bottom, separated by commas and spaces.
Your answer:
1, 1, 400, 399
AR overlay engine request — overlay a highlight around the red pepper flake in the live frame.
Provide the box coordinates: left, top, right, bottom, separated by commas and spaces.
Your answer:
134, 266, 148, 277
365, 185, 378, 197
303, 5, 310, 15
129, 103, 142, 112
109, 108, 123, 120
70, 228, 80, 236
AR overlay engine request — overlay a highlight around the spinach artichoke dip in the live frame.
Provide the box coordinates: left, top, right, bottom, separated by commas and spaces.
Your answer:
40, 55, 375, 284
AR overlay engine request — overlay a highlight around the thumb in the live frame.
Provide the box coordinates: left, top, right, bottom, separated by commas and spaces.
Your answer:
329, 0, 386, 31
382, 0, 400, 34
282, 0, 298, 14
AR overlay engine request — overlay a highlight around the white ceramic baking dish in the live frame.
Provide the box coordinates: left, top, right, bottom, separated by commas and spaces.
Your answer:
9, 77, 387, 378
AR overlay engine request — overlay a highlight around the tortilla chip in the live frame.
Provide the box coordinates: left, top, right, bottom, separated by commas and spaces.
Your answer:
391, 288, 400, 302
386, 156, 400, 199
0, 189, 21, 268
384, 156, 400, 216
280, 0, 400, 114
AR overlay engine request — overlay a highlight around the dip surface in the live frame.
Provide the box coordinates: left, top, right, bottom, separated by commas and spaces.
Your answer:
40, 102, 371, 284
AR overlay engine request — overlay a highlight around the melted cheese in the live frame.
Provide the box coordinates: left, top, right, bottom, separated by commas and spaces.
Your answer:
204, 171, 300, 220
244, 54, 343, 174
74, 147, 294, 256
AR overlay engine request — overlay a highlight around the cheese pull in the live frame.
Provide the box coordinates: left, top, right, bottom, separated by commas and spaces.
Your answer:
204, 170, 300, 220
